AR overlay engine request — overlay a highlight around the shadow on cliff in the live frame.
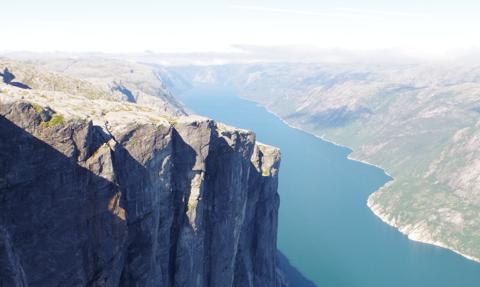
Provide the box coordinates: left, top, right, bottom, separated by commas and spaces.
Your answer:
0, 113, 191, 285
277, 251, 317, 287
0, 113, 299, 286
113, 126, 198, 286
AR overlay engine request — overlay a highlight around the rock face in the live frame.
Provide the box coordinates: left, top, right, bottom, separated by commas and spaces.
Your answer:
0, 64, 282, 286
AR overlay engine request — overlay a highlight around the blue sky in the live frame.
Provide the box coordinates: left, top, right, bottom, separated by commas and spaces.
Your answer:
2, 0, 480, 56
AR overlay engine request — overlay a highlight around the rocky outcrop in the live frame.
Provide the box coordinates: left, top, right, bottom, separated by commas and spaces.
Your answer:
0, 81, 282, 285
0, 59, 185, 116
0, 101, 282, 286
30, 58, 186, 116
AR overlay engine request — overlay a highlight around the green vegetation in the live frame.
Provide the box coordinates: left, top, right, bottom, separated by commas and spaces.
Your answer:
29, 103, 65, 128
30, 103, 43, 113
40, 114, 64, 128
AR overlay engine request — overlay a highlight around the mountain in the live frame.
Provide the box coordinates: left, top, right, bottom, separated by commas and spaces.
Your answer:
167, 62, 480, 263
0, 59, 286, 286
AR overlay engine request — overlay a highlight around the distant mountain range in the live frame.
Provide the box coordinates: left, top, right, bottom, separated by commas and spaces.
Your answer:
167, 62, 480, 263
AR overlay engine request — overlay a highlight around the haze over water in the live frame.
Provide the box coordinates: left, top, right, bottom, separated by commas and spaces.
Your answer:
180, 85, 480, 287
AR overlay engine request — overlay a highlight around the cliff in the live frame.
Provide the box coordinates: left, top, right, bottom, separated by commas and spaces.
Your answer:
0, 62, 283, 286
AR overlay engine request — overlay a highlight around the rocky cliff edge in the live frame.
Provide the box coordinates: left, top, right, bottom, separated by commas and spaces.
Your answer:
0, 63, 282, 287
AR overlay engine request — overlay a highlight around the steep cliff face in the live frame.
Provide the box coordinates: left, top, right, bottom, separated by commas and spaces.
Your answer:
0, 66, 282, 286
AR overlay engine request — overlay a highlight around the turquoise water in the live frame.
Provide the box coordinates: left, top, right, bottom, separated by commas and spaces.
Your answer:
179, 86, 480, 287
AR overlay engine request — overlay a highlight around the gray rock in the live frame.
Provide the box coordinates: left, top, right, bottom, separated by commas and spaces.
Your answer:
0, 226, 28, 287
0, 101, 282, 287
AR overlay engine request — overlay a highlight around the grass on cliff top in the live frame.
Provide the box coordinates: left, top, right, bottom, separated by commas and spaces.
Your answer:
31, 103, 43, 114
40, 114, 64, 128
29, 103, 65, 128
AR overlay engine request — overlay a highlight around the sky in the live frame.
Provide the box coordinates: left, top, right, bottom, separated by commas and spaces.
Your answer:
2, 0, 480, 58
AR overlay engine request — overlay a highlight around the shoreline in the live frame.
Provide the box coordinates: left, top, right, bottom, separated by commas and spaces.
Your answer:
239, 94, 480, 265
368, 197, 480, 263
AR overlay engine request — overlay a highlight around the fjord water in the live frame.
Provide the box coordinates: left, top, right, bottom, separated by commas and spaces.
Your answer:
179, 86, 480, 287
